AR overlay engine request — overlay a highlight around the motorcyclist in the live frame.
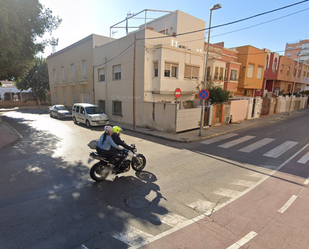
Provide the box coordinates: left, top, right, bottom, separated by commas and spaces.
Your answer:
112, 126, 135, 151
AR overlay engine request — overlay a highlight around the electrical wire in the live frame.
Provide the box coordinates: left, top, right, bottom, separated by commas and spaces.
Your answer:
138, 0, 309, 40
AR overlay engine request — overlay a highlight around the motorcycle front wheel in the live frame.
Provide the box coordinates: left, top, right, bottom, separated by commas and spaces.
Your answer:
90, 162, 109, 181
132, 154, 146, 171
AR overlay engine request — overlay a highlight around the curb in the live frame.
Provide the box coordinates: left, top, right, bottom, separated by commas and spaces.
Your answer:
0, 134, 20, 150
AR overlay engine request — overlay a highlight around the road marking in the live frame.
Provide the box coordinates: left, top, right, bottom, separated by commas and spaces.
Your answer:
154, 213, 188, 227
226, 231, 258, 249
239, 138, 275, 153
278, 195, 298, 213
231, 179, 256, 187
297, 151, 309, 164
263, 141, 298, 158
304, 177, 309, 185
81, 245, 89, 249
187, 200, 216, 213
200, 133, 238, 145
219, 136, 255, 149
129, 145, 309, 249
212, 188, 242, 198
112, 226, 153, 246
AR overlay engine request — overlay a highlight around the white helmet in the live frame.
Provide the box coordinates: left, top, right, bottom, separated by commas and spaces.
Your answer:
104, 125, 113, 133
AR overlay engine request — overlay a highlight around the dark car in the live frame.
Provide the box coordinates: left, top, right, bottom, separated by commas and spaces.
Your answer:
49, 105, 72, 119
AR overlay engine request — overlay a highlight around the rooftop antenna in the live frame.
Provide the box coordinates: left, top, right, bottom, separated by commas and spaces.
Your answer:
50, 37, 59, 53
112, 30, 118, 37
126, 12, 133, 35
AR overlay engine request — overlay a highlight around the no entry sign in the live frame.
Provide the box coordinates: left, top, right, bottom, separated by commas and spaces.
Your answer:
174, 88, 182, 98
198, 89, 210, 100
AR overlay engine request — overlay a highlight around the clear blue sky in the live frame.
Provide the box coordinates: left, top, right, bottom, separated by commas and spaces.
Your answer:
39, 0, 309, 57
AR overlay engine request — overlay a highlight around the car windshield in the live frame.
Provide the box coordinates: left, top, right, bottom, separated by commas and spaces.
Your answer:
57, 106, 66, 110
85, 106, 103, 114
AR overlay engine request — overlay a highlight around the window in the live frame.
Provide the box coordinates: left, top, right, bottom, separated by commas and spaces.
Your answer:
272, 58, 278, 72
63, 92, 66, 104
287, 66, 290, 76
230, 69, 238, 81
71, 64, 75, 82
164, 62, 171, 77
154, 62, 158, 77
247, 64, 254, 78
304, 71, 306, 77
280, 64, 284, 73
80, 107, 85, 115
287, 53, 291, 57
184, 65, 199, 79
214, 66, 219, 79
74, 105, 80, 113
287, 47, 293, 50
265, 54, 269, 69
53, 69, 57, 83
112, 101, 122, 116
282, 83, 286, 91
81, 60, 87, 79
61, 66, 65, 82
296, 45, 302, 49
99, 68, 105, 82
219, 67, 224, 80
171, 65, 178, 78
207, 66, 211, 78
113, 65, 121, 80
257, 66, 263, 79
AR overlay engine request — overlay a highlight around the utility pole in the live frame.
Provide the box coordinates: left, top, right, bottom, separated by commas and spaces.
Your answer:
288, 54, 302, 115
133, 34, 136, 130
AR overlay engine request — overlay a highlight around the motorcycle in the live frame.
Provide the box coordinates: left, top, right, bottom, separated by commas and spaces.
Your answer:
89, 144, 146, 182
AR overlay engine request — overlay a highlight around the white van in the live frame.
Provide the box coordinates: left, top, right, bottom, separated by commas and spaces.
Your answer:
72, 103, 109, 127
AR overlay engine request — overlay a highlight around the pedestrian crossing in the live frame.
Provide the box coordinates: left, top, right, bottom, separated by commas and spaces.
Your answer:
200, 133, 309, 163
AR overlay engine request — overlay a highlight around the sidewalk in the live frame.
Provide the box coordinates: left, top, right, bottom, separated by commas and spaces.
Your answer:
0, 116, 22, 149
113, 109, 309, 143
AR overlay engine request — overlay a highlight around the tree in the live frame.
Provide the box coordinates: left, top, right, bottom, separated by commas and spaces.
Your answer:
208, 86, 230, 104
0, 0, 61, 80
16, 57, 49, 105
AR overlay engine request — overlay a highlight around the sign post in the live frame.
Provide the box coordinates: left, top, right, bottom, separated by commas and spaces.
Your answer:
198, 89, 210, 136
174, 88, 181, 134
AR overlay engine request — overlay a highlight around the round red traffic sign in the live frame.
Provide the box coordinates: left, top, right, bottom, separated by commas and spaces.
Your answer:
198, 89, 210, 100
174, 88, 182, 98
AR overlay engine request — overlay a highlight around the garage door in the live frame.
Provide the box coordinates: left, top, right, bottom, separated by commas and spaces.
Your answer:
81, 92, 91, 104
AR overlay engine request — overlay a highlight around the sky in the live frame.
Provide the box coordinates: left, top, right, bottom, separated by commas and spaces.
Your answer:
39, 0, 309, 58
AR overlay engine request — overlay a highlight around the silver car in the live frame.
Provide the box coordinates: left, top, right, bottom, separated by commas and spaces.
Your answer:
49, 105, 72, 119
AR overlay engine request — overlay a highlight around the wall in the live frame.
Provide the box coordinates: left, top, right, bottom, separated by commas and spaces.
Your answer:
230, 100, 248, 122
176, 108, 200, 132
0, 100, 37, 108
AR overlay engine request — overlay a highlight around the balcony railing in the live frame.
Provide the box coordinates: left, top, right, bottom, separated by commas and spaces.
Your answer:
79, 74, 88, 84
213, 75, 225, 81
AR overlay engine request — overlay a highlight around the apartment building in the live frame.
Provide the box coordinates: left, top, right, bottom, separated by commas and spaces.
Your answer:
93, 10, 206, 127
285, 39, 309, 62
234, 45, 266, 97
47, 34, 112, 106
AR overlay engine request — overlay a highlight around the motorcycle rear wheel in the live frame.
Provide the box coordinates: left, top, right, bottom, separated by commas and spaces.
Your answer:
132, 154, 146, 171
90, 162, 109, 181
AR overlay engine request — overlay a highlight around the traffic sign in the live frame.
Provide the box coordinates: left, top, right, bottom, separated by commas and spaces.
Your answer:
198, 89, 210, 100
174, 88, 182, 98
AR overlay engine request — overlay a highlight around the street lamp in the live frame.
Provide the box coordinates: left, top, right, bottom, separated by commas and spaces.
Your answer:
199, 3, 222, 136
288, 53, 302, 115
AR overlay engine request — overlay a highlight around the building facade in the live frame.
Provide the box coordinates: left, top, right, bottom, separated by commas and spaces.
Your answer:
285, 39, 309, 62
47, 34, 112, 107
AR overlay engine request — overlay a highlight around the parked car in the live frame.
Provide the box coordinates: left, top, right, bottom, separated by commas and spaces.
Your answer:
72, 103, 109, 127
49, 105, 72, 119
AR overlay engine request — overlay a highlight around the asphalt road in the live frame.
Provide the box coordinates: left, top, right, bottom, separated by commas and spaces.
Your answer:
0, 110, 308, 249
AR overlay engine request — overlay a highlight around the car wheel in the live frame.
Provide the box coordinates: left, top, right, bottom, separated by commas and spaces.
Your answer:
86, 120, 91, 127
73, 117, 77, 124
50, 113, 53, 118
57, 114, 61, 120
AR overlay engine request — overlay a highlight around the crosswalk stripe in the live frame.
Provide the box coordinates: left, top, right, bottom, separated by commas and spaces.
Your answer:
239, 138, 275, 153
297, 151, 309, 164
219, 136, 255, 149
263, 141, 298, 158
231, 179, 256, 187
201, 133, 238, 145
212, 188, 242, 198
227, 231, 258, 249
187, 200, 216, 213
153, 213, 188, 227
112, 226, 153, 246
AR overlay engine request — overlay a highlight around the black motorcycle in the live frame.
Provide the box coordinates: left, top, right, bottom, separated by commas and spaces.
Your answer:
89, 144, 146, 181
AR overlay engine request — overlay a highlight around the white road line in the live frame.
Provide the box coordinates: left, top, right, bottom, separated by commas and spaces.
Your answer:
263, 141, 298, 158
129, 145, 309, 249
231, 179, 256, 187
200, 133, 238, 145
239, 138, 275, 153
187, 200, 216, 213
81, 245, 89, 249
278, 195, 298, 213
303, 177, 309, 185
226, 231, 258, 249
154, 213, 188, 227
112, 226, 153, 246
212, 188, 242, 199
297, 151, 309, 164
219, 136, 255, 149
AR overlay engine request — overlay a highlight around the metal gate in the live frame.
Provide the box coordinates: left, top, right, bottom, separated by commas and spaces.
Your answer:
215, 105, 222, 125
261, 97, 271, 115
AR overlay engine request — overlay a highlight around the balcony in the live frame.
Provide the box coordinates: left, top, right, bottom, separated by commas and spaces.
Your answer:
60, 79, 66, 86
68, 77, 76, 86
213, 75, 225, 81
79, 75, 88, 85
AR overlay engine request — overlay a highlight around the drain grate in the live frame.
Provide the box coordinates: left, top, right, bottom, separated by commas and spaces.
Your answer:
125, 196, 150, 209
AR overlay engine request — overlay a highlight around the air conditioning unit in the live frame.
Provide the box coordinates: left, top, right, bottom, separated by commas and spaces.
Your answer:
245, 90, 250, 96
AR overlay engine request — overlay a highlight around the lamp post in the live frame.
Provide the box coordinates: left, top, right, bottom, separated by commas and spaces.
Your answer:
199, 3, 222, 136
288, 53, 302, 115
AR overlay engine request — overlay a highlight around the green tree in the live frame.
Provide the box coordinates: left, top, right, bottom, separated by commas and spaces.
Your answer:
16, 57, 49, 105
0, 0, 61, 80
208, 86, 230, 104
